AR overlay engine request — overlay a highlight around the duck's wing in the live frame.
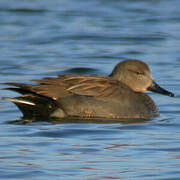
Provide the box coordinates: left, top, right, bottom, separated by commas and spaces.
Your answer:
33, 75, 126, 99
5, 75, 128, 101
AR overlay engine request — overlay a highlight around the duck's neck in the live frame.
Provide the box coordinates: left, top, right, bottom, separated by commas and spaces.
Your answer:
109, 70, 124, 82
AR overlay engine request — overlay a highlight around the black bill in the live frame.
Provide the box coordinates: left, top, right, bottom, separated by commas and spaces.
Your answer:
148, 81, 174, 97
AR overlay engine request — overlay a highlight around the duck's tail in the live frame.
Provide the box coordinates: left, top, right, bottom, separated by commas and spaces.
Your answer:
2, 93, 59, 118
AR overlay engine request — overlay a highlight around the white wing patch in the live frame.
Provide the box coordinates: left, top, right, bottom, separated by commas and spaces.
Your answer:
2, 97, 35, 106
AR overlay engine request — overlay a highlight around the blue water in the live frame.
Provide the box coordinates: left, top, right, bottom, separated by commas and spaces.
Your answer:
0, 0, 180, 179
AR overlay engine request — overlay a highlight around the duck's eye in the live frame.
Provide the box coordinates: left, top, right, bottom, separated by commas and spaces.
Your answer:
136, 71, 143, 75
128, 69, 144, 75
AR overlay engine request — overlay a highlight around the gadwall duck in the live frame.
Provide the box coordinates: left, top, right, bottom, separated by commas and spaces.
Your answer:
3, 59, 174, 119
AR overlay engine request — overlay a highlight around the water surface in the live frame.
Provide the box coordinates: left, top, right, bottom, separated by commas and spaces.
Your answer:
0, 0, 180, 179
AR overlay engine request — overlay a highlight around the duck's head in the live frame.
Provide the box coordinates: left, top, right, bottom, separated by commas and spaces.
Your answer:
109, 59, 174, 97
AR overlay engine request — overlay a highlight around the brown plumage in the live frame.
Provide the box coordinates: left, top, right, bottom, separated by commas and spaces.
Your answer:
3, 59, 174, 120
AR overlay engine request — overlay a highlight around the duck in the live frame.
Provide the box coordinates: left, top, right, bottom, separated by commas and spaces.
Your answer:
3, 59, 174, 120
